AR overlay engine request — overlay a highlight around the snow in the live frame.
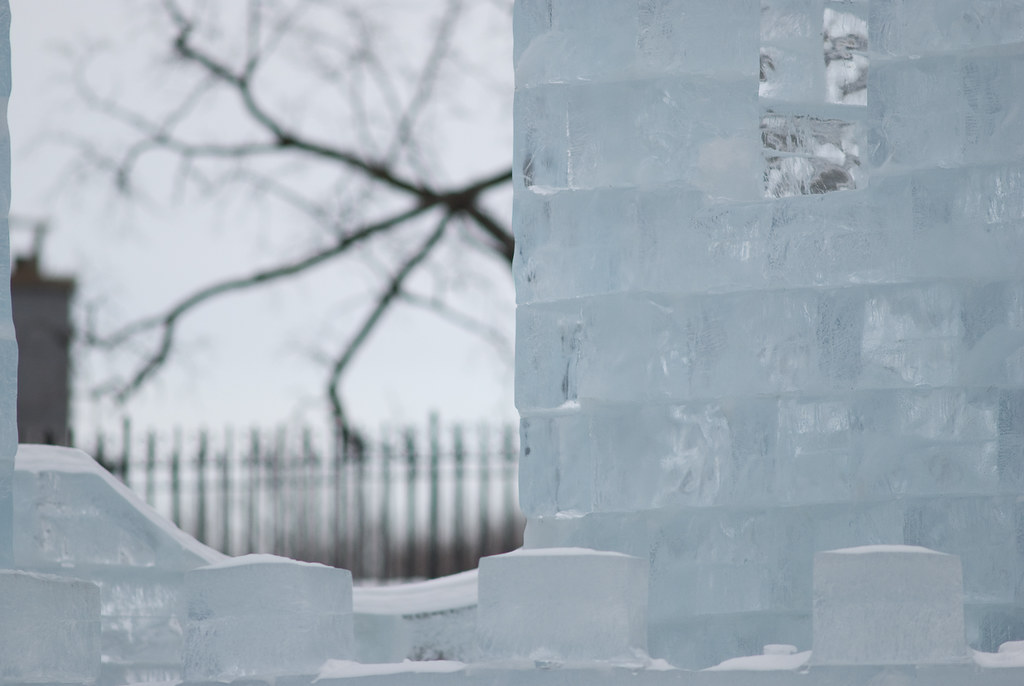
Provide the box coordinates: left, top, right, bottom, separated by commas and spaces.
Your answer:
316, 660, 466, 680
973, 650, 1024, 669
828, 545, 948, 556
706, 651, 811, 672
354, 569, 477, 615
206, 553, 333, 569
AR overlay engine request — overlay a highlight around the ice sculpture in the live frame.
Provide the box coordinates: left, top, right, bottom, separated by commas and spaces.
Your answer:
14, 446, 226, 686
477, 547, 648, 661
184, 555, 354, 680
514, 0, 1024, 668
0, 0, 13, 569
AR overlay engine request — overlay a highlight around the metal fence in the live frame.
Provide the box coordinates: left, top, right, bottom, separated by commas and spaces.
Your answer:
79, 417, 524, 580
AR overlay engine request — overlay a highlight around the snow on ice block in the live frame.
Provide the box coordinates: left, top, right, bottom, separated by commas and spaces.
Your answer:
183, 554, 353, 680
477, 547, 647, 661
812, 545, 969, 665
0, 570, 101, 684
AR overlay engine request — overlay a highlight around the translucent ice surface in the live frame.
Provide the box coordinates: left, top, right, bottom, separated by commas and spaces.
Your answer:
813, 546, 968, 665
184, 554, 354, 680
477, 548, 647, 661
14, 446, 226, 685
0, 570, 101, 683
513, 0, 1024, 669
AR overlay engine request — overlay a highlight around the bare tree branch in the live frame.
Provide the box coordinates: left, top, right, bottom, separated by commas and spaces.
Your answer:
386, 0, 463, 169
327, 212, 452, 435
68, 0, 515, 417
84, 162, 509, 401
87, 203, 432, 400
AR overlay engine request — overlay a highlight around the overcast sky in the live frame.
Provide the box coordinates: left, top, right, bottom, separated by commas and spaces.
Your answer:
8, 0, 517, 439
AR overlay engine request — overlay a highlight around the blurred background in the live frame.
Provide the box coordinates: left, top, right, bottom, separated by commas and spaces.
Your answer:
8, 0, 520, 577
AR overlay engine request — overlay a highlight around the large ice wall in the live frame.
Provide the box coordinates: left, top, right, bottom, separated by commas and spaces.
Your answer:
513, 0, 1024, 669
0, 0, 12, 570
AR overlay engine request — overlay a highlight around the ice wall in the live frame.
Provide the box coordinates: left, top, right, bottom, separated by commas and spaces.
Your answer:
0, 0, 13, 570
513, 0, 1024, 668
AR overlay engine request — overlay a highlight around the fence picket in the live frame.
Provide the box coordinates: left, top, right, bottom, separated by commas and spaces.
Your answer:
428, 415, 440, 579
403, 428, 417, 579
380, 433, 394, 579
478, 424, 491, 558
171, 429, 182, 528
145, 431, 156, 508
197, 430, 208, 545
453, 425, 467, 572
220, 428, 232, 555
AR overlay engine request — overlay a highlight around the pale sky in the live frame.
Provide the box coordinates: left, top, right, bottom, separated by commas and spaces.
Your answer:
8, 0, 517, 439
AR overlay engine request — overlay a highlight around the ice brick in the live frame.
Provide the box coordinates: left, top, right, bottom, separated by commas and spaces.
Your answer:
14, 446, 221, 569
514, 0, 759, 87
477, 547, 647, 661
760, 0, 827, 102
0, 570, 101, 683
184, 554, 353, 680
871, 0, 1024, 57
517, 283, 1007, 413
868, 52, 1024, 170
813, 545, 969, 664
637, 0, 760, 77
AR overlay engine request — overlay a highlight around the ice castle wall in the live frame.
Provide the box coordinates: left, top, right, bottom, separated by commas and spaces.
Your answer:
0, 0, 13, 570
513, 0, 1024, 669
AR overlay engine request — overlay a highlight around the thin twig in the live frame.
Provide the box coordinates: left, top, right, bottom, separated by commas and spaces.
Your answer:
327, 213, 453, 433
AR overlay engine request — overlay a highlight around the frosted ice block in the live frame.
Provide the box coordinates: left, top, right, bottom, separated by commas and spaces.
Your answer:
14, 446, 228, 685
183, 554, 353, 680
812, 545, 969, 664
0, 570, 101, 683
477, 548, 647, 661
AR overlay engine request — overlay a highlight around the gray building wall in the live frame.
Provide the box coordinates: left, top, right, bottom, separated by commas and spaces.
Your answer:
11, 257, 73, 444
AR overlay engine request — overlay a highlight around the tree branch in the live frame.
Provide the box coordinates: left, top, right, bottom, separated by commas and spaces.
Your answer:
70, 0, 516, 413
165, 0, 431, 197
327, 212, 452, 436
89, 202, 434, 401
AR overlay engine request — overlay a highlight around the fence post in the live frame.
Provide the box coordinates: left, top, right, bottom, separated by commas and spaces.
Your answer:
332, 427, 345, 569
272, 428, 286, 558
428, 414, 441, 579
145, 430, 157, 507
220, 427, 233, 555
247, 429, 260, 554
120, 417, 131, 486
299, 427, 315, 564
502, 424, 519, 552
453, 424, 466, 572
196, 429, 208, 545
171, 428, 182, 529
404, 428, 418, 579
478, 424, 491, 558
378, 430, 393, 579
94, 432, 107, 474
353, 440, 367, 580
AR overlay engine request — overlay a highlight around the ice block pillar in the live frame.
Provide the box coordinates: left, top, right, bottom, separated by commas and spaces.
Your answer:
0, 0, 14, 569
812, 546, 968, 665
514, 0, 1024, 669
